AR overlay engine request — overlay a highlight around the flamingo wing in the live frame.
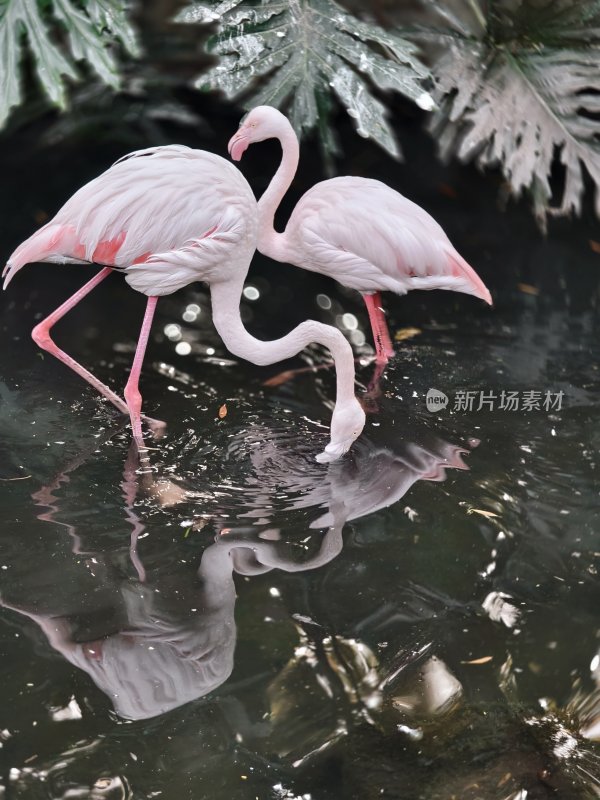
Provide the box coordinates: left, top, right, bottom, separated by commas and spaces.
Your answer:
289, 177, 491, 303
4, 147, 256, 295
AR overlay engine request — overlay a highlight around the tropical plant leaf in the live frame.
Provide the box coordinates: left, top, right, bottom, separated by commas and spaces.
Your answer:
422, 0, 600, 223
0, 0, 139, 130
175, 0, 433, 158
87, 0, 140, 57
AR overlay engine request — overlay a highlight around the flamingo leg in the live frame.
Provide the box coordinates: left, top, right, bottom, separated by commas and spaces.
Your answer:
363, 292, 394, 364
32, 269, 165, 435
124, 296, 158, 450
31, 268, 131, 414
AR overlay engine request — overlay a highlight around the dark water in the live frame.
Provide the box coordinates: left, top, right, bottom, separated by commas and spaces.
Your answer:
1, 88, 600, 799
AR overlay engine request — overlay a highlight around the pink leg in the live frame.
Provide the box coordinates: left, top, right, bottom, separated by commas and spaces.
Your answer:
124, 296, 158, 450
363, 292, 394, 363
32, 268, 129, 414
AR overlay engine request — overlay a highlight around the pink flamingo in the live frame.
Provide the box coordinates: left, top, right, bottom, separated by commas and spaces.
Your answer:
3, 145, 365, 463
228, 107, 492, 364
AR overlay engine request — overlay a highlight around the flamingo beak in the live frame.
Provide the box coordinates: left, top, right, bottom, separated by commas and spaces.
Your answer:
228, 131, 249, 162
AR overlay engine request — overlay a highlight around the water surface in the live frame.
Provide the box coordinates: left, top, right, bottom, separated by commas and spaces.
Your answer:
1, 102, 599, 800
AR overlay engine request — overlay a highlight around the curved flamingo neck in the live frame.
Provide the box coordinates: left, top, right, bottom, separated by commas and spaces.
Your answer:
209, 273, 357, 413
257, 118, 299, 259
208, 248, 364, 461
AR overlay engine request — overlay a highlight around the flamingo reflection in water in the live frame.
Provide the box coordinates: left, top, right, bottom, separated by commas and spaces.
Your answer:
1, 427, 469, 721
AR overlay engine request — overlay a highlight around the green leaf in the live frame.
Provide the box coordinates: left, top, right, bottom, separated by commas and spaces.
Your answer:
54, 0, 120, 87
175, 0, 432, 158
86, 0, 140, 57
0, 0, 139, 130
0, 5, 24, 124
0, 0, 78, 128
423, 0, 600, 223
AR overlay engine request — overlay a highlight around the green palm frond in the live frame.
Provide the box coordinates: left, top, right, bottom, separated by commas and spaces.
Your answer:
175, 0, 433, 159
423, 0, 600, 223
0, 0, 139, 130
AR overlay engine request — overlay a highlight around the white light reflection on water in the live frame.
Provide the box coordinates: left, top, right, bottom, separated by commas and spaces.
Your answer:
341, 313, 358, 330
243, 285, 260, 301
164, 323, 182, 341
175, 342, 192, 356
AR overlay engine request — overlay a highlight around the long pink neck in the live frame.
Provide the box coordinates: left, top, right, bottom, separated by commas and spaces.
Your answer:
257, 118, 299, 260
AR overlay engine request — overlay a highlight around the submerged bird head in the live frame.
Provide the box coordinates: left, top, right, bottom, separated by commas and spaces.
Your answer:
227, 106, 288, 161
316, 398, 366, 464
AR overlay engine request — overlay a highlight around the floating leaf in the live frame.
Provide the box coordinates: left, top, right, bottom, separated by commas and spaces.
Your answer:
175, 0, 432, 158
422, 0, 600, 224
263, 362, 332, 387
461, 655, 493, 665
0, 0, 138, 129
517, 283, 539, 296
263, 369, 299, 388
467, 508, 499, 519
394, 327, 422, 342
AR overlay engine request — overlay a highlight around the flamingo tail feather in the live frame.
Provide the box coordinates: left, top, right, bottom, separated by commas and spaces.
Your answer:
447, 250, 492, 305
3, 224, 68, 289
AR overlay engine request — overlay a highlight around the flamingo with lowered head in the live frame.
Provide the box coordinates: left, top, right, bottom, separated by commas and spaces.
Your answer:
3, 145, 365, 463
228, 106, 492, 363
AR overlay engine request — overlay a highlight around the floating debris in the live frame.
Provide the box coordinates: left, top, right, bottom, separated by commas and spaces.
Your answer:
467, 508, 499, 519
394, 327, 421, 342
517, 283, 539, 295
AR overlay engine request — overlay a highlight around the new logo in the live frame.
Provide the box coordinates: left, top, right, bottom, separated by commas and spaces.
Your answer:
426, 388, 448, 412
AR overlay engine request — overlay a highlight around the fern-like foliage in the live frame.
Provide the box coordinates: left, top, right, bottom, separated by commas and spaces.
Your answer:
175, 0, 433, 158
423, 0, 600, 223
0, 0, 139, 130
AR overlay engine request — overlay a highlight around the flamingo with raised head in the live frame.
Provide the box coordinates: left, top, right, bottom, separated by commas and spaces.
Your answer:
228, 106, 492, 364
3, 145, 365, 463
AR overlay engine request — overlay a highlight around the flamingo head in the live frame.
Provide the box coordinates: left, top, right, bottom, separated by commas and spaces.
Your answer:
315, 398, 366, 464
227, 106, 287, 161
